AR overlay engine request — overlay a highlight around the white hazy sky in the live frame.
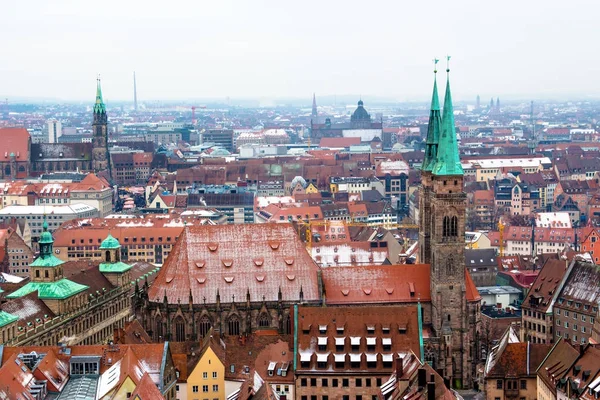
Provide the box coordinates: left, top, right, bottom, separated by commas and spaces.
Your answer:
1, 0, 598, 102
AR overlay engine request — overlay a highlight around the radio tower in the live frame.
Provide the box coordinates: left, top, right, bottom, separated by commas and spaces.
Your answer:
133, 71, 138, 112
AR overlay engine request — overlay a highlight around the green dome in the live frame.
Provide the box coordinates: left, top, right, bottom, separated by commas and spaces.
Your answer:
99, 233, 121, 249
39, 231, 54, 244
39, 219, 53, 244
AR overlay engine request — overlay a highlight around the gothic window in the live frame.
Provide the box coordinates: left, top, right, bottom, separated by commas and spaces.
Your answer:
446, 255, 455, 276
451, 216, 458, 237
285, 315, 292, 334
228, 316, 240, 336
155, 318, 164, 341
199, 316, 212, 337
258, 313, 270, 328
175, 317, 186, 342
424, 351, 436, 367
443, 216, 459, 237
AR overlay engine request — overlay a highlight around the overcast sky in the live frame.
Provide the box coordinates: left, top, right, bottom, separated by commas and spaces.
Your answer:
1, 0, 598, 103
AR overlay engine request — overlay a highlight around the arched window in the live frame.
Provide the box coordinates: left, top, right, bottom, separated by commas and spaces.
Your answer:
4, 166, 10, 176
443, 215, 458, 238
451, 216, 458, 237
446, 255, 455, 276
175, 317, 186, 342
199, 316, 211, 337
155, 318, 163, 341
105, 251, 111, 262
285, 315, 292, 334
258, 314, 270, 328
228, 317, 240, 336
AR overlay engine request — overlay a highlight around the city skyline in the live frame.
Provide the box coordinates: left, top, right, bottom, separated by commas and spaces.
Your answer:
2, 0, 599, 102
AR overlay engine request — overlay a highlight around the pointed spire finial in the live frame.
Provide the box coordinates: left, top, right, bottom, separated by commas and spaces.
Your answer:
446, 55, 451, 73
433, 58, 439, 74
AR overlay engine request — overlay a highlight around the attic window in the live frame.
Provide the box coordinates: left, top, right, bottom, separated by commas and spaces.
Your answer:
253, 258, 264, 267
363, 288, 372, 295
195, 261, 205, 268
256, 275, 265, 282
269, 241, 280, 250
286, 274, 296, 281
224, 276, 234, 283
341, 289, 350, 296
207, 243, 218, 252
284, 257, 294, 266
166, 276, 174, 283
385, 288, 394, 295
196, 277, 206, 284
222, 259, 233, 268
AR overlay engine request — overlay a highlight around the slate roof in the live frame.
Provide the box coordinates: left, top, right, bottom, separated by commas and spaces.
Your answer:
558, 261, 600, 305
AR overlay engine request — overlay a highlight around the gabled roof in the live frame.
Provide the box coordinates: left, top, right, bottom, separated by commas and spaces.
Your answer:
34, 349, 69, 392
0, 354, 36, 400
536, 338, 579, 393
130, 372, 165, 400
0, 128, 30, 164
487, 342, 551, 378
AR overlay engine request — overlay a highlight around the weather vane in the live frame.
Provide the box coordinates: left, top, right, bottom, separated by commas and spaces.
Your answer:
433, 58, 439, 74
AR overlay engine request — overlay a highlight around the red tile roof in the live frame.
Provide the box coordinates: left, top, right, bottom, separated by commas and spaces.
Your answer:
319, 137, 361, 148
130, 372, 166, 400
295, 305, 420, 372
487, 342, 551, 377
0, 128, 30, 163
147, 224, 321, 304
323, 264, 480, 304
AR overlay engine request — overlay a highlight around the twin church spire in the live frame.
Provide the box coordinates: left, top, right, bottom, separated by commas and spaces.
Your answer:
422, 58, 463, 177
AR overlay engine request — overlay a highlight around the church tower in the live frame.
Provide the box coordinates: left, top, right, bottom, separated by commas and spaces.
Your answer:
419, 60, 471, 388
311, 93, 318, 119
92, 77, 110, 175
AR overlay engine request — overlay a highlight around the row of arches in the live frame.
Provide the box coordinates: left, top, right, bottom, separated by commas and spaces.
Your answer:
155, 313, 292, 341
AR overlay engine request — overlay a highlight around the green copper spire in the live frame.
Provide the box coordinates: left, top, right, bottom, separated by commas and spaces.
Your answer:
422, 60, 442, 172
93, 76, 106, 115
432, 58, 464, 177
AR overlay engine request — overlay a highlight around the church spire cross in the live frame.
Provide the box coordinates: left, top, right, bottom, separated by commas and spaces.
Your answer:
431, 57, 464, 177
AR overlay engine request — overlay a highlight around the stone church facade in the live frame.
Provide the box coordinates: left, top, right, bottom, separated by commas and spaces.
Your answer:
135, 69, 481, 390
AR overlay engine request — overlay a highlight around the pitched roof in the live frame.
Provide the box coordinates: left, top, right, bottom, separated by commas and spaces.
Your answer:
130, 372, 165, 400
6, 278, 89, 300
536, 338, 580, 393
322, 264, 479, 304
295, 305, 421, 373
522, 258, 567, 312
488, 342, 551, 378
147, 224, 321, 304
0, 128, 30, 164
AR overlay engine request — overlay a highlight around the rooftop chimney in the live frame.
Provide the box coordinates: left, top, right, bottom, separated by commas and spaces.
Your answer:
395, 356, 404, 379
418, 368, 427, 389
427, 381, 436, 400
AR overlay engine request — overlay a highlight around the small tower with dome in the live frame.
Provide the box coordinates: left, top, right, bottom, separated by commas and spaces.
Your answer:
350, 99, 372, 129
99, 233, 132, 287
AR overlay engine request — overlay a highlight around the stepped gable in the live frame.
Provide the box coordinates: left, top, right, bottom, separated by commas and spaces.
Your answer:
147, 223, 320, 304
